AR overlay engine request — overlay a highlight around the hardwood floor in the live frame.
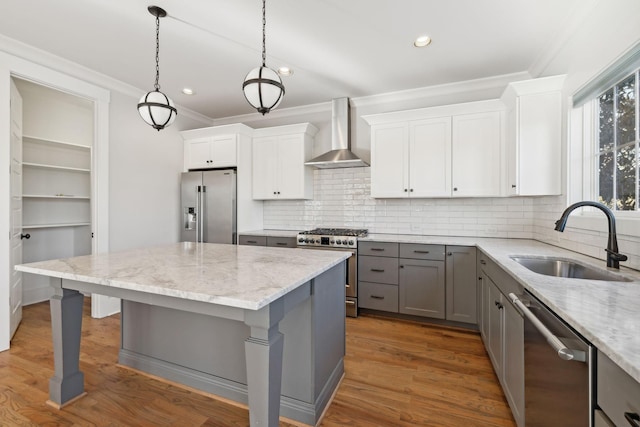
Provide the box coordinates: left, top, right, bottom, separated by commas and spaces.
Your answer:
0, 300, 515, 426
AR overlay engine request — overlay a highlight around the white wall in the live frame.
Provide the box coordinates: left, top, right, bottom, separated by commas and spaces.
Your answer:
108, 91, 208, 252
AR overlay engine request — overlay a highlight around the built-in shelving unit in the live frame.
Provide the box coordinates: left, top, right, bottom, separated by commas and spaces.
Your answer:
22, 134, 91, 230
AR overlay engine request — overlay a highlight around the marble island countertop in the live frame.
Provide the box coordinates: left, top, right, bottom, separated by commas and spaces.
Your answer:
365, 234, 640, 384
15, 242, 350, 311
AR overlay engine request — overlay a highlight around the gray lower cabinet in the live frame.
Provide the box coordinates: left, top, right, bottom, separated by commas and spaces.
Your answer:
597, 350, 640, 427
358, 241, 477, 324
239, 235, 297, 248
399, 257, 445, 318
238, 235, 267, 246
479, 251, 524, 427
445, 246, 477, 323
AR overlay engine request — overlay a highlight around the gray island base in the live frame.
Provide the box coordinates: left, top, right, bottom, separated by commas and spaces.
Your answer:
16, 243, 349, 427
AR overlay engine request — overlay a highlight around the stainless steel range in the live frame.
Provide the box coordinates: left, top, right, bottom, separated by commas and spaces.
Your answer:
297, 228, 368, 317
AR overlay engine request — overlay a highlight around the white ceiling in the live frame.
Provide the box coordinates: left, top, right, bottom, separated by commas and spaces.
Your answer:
1, 0, 584, 119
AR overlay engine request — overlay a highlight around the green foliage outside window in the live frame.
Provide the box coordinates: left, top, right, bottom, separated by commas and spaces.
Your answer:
598, 72, 638, 211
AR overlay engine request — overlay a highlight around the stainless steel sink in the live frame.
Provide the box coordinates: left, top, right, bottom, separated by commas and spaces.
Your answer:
510, 256, 632, 282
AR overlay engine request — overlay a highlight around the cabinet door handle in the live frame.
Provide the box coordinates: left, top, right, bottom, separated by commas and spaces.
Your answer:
371, 295, 385, 300
478, 277, 482, 281
494, 301, 503, 309
480, 260, 487, 265
246, 240, 257, 244
625, 412, 640, 427
345, 284, 350, 288
400, 265, 404, 268
511, 184, 517, 188
371, 268, 385, 272
276, 242, 287, 246
370, 248, 385, 252
413, 250, 430, 254
404, 188, 408, 192
453, 187, 458, 191
20, 233, 31, 240
447, 252, 453, 256
346, 300, 356, 306
410, 189, 414, 192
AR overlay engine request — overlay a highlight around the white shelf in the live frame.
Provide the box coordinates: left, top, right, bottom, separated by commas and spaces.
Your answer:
23, 134, 91, 151
23, 194, 90, 199
23, 222, 91, 230
23, 162, 90, 173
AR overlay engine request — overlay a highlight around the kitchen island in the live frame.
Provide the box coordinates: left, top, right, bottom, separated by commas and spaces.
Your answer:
15, 242, 350, 427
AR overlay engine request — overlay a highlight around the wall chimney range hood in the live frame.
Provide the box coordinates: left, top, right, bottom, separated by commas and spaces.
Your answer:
305, 98, 369, 169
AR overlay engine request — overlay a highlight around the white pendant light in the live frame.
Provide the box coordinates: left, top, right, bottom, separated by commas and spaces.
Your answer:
242, 0, 284, 115
137, 6, 177, 131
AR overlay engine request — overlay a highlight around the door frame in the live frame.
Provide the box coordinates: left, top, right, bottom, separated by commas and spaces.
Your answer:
0, 51, 111, 351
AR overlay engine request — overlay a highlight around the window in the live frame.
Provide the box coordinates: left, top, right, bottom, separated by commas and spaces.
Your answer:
596, 71, 639, 211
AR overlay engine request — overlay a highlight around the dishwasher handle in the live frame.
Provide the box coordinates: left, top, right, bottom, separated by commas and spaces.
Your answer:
508, 293, 587, 363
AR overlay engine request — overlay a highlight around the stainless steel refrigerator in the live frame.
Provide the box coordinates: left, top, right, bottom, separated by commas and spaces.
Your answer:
181, 169, 237, 244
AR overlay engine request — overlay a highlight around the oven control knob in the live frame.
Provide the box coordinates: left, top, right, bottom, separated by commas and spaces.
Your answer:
348, 240, 354, 245
304, 239, 310, 243
313, 239, 319, 244
298, 238, 304, 243
342, 239, 348, 245
336, 240, 342, 245
330, 240, 335, 245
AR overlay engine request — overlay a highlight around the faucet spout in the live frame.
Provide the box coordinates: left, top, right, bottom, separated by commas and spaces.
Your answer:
554, 201, 628, 269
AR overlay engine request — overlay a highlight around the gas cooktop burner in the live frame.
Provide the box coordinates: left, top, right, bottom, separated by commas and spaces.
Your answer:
298, 228, 368, 237
296, 228, 368, 249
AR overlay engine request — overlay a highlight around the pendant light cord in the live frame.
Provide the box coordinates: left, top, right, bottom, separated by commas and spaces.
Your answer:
155, 14, 161, 91
261, 0, 266, 67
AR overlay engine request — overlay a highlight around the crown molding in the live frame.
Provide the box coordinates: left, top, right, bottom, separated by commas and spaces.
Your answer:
0, 34, 212, 125
350, 72, 531, 109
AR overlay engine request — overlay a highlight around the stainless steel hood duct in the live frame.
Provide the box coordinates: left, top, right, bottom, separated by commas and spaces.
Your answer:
305, 98, 369, 169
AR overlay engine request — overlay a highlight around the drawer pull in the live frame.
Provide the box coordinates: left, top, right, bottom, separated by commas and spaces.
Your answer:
276, 242, 288, 246
370, 248, 385, 252
370, 295, 385, 300
345, 284, 350, 288
625, 412, 640, 427
247, 240, 258, 244
494, 301, 503, 310
346, 300, 356, 306
413, 250, 430, 254
371, 269, 385, 272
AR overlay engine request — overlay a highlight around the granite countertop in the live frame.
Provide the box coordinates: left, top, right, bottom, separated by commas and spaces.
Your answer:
240, 229, 299, 238
15, 242, 349, 311
365, 234, 640, 384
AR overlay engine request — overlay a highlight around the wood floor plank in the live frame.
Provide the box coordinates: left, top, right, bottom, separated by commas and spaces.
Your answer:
0, 299, 516, 426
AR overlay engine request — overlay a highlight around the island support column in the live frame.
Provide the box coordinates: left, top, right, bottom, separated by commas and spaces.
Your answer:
48, 280, 86, 407
244, 299, 285, 427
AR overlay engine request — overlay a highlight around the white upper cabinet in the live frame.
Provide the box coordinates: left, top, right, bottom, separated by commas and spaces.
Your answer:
364, 100, 503, 198
369, 119, 451, 198
452, 111, 503, 197
252, 123, 317, 200
501, 75, 565, 196
185, 135, 237, 169
181, 124, 253, 171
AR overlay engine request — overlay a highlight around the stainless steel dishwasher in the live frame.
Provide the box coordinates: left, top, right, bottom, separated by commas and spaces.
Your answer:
509, 291, 593, 427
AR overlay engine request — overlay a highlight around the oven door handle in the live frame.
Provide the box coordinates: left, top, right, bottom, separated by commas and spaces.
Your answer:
509, 293, 587, 363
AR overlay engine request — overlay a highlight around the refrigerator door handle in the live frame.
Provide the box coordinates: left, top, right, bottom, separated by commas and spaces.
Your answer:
200, 185, 206, 243
196, 185, 201, 243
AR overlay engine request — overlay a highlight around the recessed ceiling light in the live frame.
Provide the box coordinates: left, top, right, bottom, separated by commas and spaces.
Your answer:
278, 67, 294, 76
414, 35, 432, 47
182, 88, 195, 95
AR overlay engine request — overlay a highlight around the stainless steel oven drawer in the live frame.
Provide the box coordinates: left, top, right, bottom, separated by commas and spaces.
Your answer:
359, 241, 399, 257
399, 243, 445, 261
358, 255, 399, 284
358, 282, 398, 312
597, 351, 640, 427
